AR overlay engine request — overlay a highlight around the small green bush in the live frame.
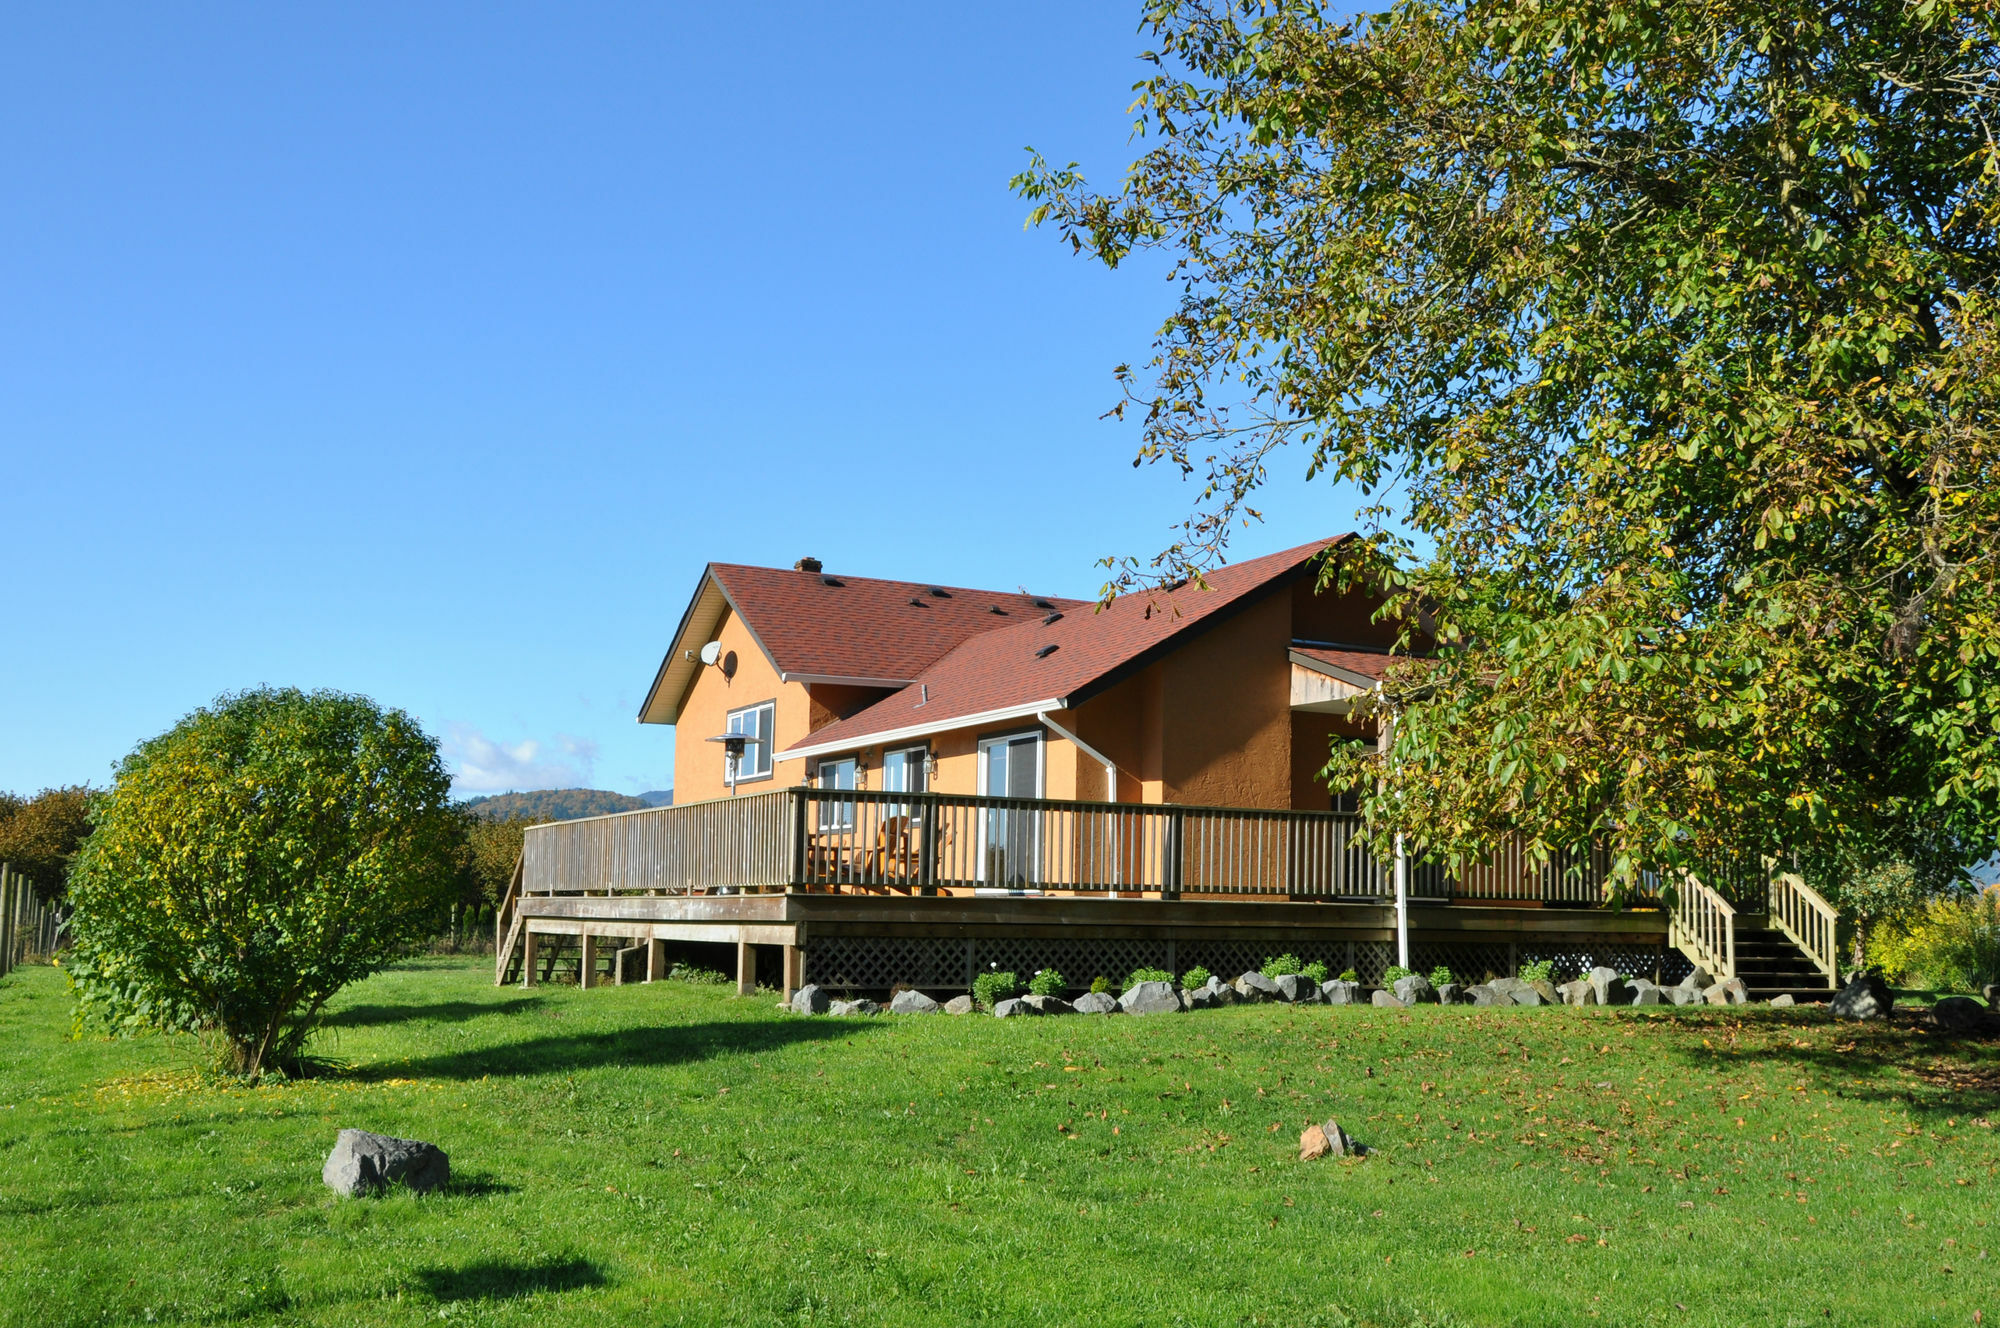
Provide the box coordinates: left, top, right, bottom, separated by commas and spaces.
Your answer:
667, 964, 728, 985
1301, 960, 1330, 986
1028, 967, 1067, 997
1429, 965, 1455, 988
1382, 964, 1412, 986
1180, 965, 1212, 991
1871, 894, 2000, 992
1260, 953, 1303, 978
1338, 967, 1359, 983
973, 969, 1023, 1011
1518, 959, 1556, 984
1089, 975, 1112, 995
1127, 966, 1173, 987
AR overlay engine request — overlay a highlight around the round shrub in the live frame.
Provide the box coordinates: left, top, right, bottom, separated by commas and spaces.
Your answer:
1028, 967, 1067, 997
64, 688, 463, 1078
973, 969, 1023, 1011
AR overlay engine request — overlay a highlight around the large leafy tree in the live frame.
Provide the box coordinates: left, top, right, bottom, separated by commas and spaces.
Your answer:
1017, 0, 2000, 898
65, 688, 463, 1077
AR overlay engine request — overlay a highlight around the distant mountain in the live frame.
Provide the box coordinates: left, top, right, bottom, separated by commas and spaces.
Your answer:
638, 789, 674, 807
462, 788, 653, 822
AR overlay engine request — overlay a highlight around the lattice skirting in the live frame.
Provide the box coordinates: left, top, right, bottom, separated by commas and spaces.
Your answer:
804, 935, 1690, 993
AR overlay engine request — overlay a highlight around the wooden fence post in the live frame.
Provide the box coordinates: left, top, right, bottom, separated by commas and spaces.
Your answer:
0, 863, 13, 976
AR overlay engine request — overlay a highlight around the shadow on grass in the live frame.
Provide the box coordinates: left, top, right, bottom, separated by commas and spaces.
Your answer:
324, 997, 545, 1028
414, 1256, 606, 1303
442, 1172, 520, 1197
1658, 1012, 2000, 1118
349, 1016, 876, 1082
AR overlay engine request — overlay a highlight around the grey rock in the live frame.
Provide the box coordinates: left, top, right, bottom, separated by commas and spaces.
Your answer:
1436, 982, 1465, 1006
1767, 993, 1796, 1008
1487, 976, 1529, 997
1703, 978, 1749, 1007
991, 997, 1038, 1018
1678, 966, 1714, 993
1235, 971, 1281, 1002
943, 994, 975, 1015
790, 984, 831, 1015
1526, 979, 1560, 1005
1206, 980, 1242, 1006
1184, 984, 1227, 1011
1511, 986, 1546, 1007
1931, 995, 1996, 1033
322, 1129, 449, 1198
1587, 965, 1629, 1006
1322, 1118, 1361, 1157
830, 998, 881, 1016
1273, 973, 1309, 1003
1665, 985, 1698, 1006
1392, 973, 1437, 1005
1372, 989, 1408, 1008
1466, 983, 1505, 1007
889, 989, 941, 1015
1832, 971, 1894, 1020
1022, 994, 1071, 1015
1627, 978, 1660, 1003
1558, 979, 1597, 1007
1321, 979, 1362, 1005
1630, 984, 1664, 1006
1070, 991, 1119, 1015
1118, 979, 1183, 1016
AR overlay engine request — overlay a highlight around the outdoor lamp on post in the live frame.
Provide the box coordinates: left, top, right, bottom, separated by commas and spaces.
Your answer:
706, 730, 762, 796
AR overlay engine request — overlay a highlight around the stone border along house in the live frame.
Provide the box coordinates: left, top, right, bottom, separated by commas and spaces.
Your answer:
495, 537, 1841, 1003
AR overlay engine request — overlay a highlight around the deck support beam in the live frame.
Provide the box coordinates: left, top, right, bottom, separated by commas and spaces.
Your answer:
782, 943, 803, 998
736, 940, 756, 997
646, 938, 666, 983
521, 929, 539, 988
580, 933, 599, 990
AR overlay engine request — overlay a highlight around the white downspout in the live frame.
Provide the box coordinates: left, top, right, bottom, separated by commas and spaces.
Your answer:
1037, 710, 1122, 894
1377, 698, 1409, 969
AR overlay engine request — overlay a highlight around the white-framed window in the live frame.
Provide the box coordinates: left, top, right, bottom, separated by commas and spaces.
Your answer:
725, 700, 775, 783
815, 756, 857, 830
882, 746, 928, 795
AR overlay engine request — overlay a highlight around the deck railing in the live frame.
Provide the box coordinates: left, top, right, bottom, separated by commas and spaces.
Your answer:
1666, 869, 1738, 979
518, 787, 1727, 906
1768, 870, 1840, 988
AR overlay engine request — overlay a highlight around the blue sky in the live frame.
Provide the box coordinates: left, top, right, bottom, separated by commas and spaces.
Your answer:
1, 3, 1372, 797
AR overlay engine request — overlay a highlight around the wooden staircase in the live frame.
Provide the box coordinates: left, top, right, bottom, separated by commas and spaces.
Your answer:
1727, 916, 1836, 1002
1668, 866, 1840, 1002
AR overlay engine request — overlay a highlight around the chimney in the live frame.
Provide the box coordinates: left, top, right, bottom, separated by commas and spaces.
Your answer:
794, 556, 823, 573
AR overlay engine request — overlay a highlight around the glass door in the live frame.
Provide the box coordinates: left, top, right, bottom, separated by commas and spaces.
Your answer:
979, 733, 1041, 885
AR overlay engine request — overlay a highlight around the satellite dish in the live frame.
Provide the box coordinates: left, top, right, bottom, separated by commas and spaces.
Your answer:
699, 640, 722, 667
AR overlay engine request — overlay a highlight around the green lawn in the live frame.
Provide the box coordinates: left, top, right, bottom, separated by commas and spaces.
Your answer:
2, 958, 1995, 1327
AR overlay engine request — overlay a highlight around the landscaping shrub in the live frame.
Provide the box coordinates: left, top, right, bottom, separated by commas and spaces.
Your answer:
669, 964, 728, 984
1518, 958, 1556, 984
1382, 964, 1412, 986
1089, 975, 1112, 995
1338, 967, 1358, 983
1260, 953, 1303, 978
64, 687, 462, 1079
973, 969, 1023, 1011
1301, 960, 1329, 986
1028, 967, 1067, 997
1180, 965, 1212, 990
1127, 966, 1172, 987
1869, 893, 2000, 992
1429, 965, 1455, 988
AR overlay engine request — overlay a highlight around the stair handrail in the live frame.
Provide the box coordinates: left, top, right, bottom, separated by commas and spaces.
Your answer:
494, 852, 525, 986
1668, 868, 1737, 980
1767, 869, 1839, 989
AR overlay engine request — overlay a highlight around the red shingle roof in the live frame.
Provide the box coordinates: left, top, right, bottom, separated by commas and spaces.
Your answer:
778, 537, 1346, 758
708, 563, 1088, 684
1290, 646, 1395, 684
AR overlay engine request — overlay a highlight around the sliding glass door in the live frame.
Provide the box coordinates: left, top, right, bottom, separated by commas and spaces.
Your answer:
979, 732, 1042, 885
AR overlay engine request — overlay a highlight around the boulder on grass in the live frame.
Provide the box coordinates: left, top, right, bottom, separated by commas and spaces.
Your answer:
1465, 983, 1504, 1007
1558, 979, 1597, 1007
1301, 1117, 1361, 1157
1118, 980, 1183, 1016
1767, 993, 1796, 1008
1626, 978, 1661, 1004
1392, 973, 1437, 1005
1299, 1122, 1332, 1161
889, 989, 941, 1015
1235, 972, 1281, 1002
829, 998, 880, 1016
1022, 994, 1071, 1015
1436, 982, 1465, 1006
1321, 980, 1362, 1005
1832, 970, 1894, 1020
790, 984, 831, 1015
942, 994, 975, 1015
1630, 983, 1664, 1006
1703, 978, 1749, 1007
1664, 985, 1698, 1007
1931, 995, 1997, 1033
323, 1129, 449, 1198
1526, 979, 1561, 1005
1273, 973, 1312, 1003
1185, 985, 1227, 1011
1678, 967, 1713, 995
1587, 966, 1629, 1006
992, 997, 1037, 1018
1071, 991, 1118, 1015
1371, 989, 1408, 1009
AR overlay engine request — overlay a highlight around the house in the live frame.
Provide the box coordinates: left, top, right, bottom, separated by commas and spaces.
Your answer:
494, 540, 1839, 1004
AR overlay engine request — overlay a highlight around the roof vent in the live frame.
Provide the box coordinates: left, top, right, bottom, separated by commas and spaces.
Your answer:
821, 574, 844, 587
927, 587, 951, 598
1042, 611, 1064, 626
794, 556, 822, 573
908, 596, 928, 608
1032, 598, 1055, 610
988, 605, 1008, 616
1035, 644, 1059, 659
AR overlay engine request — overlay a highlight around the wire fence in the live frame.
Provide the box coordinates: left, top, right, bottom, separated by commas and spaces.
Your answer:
0, 861, 64, 976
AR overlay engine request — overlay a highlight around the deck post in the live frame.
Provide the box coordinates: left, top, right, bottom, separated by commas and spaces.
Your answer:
580, 933, 599, 989
646, 937, 666, 982
521, 928, 539, 988
782, 943, 803, 998
1165, 808, 1186, 900
788, 789, 809, 888
1393, 833, 1410, 971
736, 939, 756, 996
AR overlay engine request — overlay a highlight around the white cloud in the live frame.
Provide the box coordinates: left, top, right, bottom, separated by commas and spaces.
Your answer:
443, 723, 599, 794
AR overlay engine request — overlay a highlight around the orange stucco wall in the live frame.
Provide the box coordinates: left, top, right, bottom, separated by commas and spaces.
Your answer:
671, 608, 811, 803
